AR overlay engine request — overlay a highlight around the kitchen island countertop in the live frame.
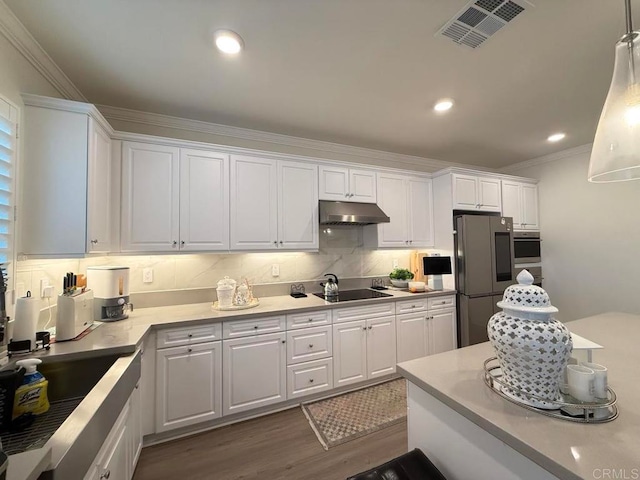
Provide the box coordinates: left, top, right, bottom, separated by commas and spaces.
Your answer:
397, 312, 640, 480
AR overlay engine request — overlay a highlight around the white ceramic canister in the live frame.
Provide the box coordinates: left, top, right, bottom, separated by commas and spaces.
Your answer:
487, 270, 573, 409
216, 285, 235, 307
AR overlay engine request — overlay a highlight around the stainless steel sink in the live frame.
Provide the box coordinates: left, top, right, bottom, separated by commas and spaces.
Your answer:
2, 351, 141, 479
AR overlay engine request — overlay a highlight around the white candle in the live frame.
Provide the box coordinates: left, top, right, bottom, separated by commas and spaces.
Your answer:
566, 365, 595, 402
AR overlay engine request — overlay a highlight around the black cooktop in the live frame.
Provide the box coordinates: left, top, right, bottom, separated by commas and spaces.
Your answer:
313, 289, 393, 303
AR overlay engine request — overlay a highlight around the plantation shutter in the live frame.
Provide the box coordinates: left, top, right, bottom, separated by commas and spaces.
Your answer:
0, 99, 16, 271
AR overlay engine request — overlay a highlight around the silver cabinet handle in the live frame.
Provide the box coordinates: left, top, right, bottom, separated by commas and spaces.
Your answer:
308, 318, 313, 322
309, 378, 314, 383
100, 471, 111, 480
362, 327, 367, 331
308, 344, 314, 348
350, 193, 354, 198
409, 240, 413, 244
368, 325, 373, 330
345, 193, 350, 198
91, 239, 98, 244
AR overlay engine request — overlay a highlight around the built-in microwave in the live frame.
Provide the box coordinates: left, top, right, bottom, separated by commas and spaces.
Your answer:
513, 231, 541, 264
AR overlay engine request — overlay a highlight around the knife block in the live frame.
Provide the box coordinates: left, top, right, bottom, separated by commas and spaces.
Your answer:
56, 290, 94, 341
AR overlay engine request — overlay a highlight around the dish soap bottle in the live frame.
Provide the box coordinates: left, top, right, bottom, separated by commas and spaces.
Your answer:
13, 358, 50, 418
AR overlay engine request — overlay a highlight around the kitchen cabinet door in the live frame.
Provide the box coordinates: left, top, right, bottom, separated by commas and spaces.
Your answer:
333, 320, 367, 387
452, 174, 479, 210
121, 141, 180, 252
349, 168, 377, 203
96, 402, 130, 480
319, 165, 349, 201
86, 117, 112, 253
407, 178, 434, 247
230, 155, 278, 250
278, 160, 319, 250
478, 177, 502, 212
366, 316, 396, 378
429, 309, 457, 355
179, 149, 229, 251
521, 184, 539, 230
375, 173, 409, 247
222, 332, 286, 415
501, 181, 522, 227
128, 383, 142, 475
155, 341, 222, 433
396, 313, 428, 363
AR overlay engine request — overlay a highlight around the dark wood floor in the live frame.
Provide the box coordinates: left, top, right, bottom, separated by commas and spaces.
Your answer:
133, 407, 408, 480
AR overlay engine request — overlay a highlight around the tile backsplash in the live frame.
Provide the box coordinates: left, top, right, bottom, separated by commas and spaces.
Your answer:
16, 227, 434, 322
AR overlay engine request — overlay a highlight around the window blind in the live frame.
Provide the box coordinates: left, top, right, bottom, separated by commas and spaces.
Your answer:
0, 104, 15, 271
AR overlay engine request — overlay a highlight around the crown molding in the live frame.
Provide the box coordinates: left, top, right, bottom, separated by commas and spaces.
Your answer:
22, 93, 113, 134
97, 103, 463, 172
500, 143, 593, 174
0, 0, 86, 101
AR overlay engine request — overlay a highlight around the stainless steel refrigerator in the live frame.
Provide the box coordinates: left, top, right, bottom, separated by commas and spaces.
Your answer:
455, 214, 515, 347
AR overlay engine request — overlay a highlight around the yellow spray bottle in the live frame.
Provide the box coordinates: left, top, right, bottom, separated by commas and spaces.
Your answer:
13, 358, 50, 418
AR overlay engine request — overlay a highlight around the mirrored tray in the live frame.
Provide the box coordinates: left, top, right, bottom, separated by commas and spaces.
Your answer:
212, 298, 260, 311
484, 357, 618, 423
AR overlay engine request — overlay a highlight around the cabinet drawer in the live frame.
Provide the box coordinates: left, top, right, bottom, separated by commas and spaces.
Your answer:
287, 358, 333, 399
223, 315, 286, 339
156, 323, 222, 348
396, 298, 429, 314
286, 325, 332, 365
287, 310, 331, 329
427, 295, 456, 311
332, 302, 395, 324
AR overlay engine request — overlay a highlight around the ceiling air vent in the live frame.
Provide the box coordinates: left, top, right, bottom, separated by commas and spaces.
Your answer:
437, 0, 532, 49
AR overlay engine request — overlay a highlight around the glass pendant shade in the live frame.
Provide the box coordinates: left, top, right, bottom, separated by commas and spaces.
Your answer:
589, 32, 640, 182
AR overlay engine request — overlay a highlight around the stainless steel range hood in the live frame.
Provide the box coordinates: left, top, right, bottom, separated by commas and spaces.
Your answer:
319, 201, 390, 225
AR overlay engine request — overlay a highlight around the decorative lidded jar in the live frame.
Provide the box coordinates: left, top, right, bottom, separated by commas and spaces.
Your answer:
487, 270, 573, 409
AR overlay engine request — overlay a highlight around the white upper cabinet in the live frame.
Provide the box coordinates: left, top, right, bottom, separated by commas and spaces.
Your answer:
501, 180, 539, 230
319, 165, 376, 203
367, 173, 433, 248
121, 142, 180, 252
278, 160, 319, 250
20, 97, 114, 255
452, 174, 502, 212
121, 142, 230, 252
230, 155, 318, 251
179, 149, 229, 251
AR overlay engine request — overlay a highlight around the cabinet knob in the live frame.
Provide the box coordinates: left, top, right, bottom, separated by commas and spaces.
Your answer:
282, 340, 286, 344
188, 348, 192, 353
362, 327, 367, 331
91, 239, 98, 245
409, 240, 413, 244
368, 325, 372, 330
100, 471, 111, 480
345, 193, 349, 198
349, 193, 354, 198
188, 334, 193, 338
279, 240, 283, 244
172, 241, 178, 247
273, 241, 278, 245
181, 240, 185, 246
254, 325, 259, 329
309, 378, 314, 383
308, 344, 314, 348
308, 318, 313, 322
411, 305, 416, 308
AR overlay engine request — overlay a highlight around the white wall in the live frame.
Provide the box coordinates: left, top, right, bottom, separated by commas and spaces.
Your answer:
508, 147, 640, 321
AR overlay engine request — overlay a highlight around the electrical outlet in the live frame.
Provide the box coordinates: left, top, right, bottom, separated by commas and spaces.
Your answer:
16, 282, 25, 298
40, 278, 50, 298
42, 285, 54, 298
271, 264, 280, 277
143, 268, 154, 284
392, 259, 399, 269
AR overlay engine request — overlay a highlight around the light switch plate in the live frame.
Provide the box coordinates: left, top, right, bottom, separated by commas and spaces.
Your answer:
143, 268, 154, 283
272, 264, 280, 277
392, 259, 399, 269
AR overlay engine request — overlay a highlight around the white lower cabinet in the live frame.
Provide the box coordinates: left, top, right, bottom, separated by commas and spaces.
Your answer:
222, 332, 287, 415
155, 341, 222, 433
84, 387, 141, 480
333, 316, 396, 388
287, 358, 333, 399
396, 298, 457, 363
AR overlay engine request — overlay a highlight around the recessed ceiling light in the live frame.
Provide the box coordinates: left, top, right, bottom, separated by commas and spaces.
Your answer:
214, 30, 244, 55
547, 132, 566, 142
434, 99, 454, 112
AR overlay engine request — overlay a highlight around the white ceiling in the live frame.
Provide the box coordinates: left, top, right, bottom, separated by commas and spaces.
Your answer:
3, 0, 633, 168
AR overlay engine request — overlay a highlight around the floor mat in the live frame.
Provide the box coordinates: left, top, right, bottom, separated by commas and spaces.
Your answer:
301, 379, 407, 450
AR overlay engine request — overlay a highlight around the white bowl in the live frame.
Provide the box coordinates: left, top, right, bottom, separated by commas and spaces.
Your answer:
408, 281, 426, 292
390, 279, 409, 288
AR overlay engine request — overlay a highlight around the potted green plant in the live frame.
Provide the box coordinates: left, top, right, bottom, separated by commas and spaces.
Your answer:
389, 268, 414, 288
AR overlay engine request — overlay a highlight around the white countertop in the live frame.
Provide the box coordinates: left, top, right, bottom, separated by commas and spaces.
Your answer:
397, 312, 640, 480
32, 288, 456, 362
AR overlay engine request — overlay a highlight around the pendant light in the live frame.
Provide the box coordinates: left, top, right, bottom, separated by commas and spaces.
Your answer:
588, 0, 640, 182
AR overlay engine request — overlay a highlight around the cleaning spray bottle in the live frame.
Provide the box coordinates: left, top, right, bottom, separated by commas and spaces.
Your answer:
13, 358, 50, 418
